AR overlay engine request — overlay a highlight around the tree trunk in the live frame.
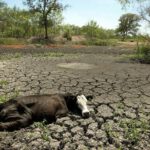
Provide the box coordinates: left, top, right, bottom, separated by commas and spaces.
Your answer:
44, 16, 48, 39
122, 33, 125, 41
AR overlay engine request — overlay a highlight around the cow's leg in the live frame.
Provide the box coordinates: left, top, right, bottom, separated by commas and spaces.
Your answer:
0, 99, 16, 120
56, 108, 68, 118
0, 102, 33, 131
55, 100, 69, 118
0, 113, 32, 131
42, 108, 68, 124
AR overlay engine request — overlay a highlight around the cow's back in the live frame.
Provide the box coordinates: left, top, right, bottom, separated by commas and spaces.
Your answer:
15, 94, 67, 121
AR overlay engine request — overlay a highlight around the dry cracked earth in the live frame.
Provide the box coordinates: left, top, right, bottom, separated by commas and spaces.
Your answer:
0, 46, 150, 150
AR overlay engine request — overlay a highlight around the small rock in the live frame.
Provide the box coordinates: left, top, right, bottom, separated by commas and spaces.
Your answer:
71, 126, 84, 134
86, 129, 95, 138
97, 105, 114, 118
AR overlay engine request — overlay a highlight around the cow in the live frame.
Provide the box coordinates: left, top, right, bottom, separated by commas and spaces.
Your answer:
0, 93, 91, 131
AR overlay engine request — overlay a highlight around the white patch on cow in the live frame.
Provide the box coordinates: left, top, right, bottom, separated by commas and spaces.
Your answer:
77, 95, 90, 117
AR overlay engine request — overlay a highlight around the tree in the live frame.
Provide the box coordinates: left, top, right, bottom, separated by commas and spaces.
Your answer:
118, 0, 150, 24
116, 13, 141, 40
82, 20, 100, 38
10, 8, 33, 38
0, 1, 7, 24
0, 2, 10, 37
24, 0, 65, 39
0, 0, 6, 8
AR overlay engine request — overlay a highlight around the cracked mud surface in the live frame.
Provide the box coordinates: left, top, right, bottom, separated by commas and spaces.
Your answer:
0, 46, 150, 150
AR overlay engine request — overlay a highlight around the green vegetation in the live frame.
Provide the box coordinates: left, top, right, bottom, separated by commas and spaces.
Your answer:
0, 80, 8, 103
80, 39, 117, 46
120, 121, 140, 144
0, 95, 7, 103
33, 120, 51, 141
0, 0, 63, 39
120, 42, 150, 64
33, 52, 64, 58
82, 21, 116, 39
0, 1, 118, 46
0, 52, 65, 60
24, 0, 65, 39
118, 0, 150, 25
0, 80, 8, 86
63, 29, 72, 41
0, 0, 149, 50
119, 119, 149, 145
0, 38, 26, 45
104, 118, 149, 148
0, 53, 22, 60
0, 79, 19, 104
136, 44, 150, 63
116, 13, 140, 41
0, 92, 20, 105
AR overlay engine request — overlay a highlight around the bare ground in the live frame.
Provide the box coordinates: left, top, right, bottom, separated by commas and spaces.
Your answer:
0, 45, 150, 150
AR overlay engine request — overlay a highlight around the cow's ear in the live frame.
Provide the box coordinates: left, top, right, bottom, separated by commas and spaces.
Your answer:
86, 95, 93, 100
64, 93, 77, 102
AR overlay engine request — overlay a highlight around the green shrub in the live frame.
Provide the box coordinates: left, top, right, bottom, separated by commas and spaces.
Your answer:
0, 95, 7, 103
137, 44, 150, 63
80, 38, 117, 46
0, 80, 8, 86
0, 38, 26, 45
27, 37, 55, 45
119, 119, 149, 145
63, 30, 72, 41
0, 39, 5, 44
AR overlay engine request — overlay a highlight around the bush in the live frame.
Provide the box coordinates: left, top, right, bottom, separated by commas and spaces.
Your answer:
80, 38, 117, 46
137, 44, 150, 63
27, 36, 55, 45
63, 30, 72, 41
0, 38, 26, 45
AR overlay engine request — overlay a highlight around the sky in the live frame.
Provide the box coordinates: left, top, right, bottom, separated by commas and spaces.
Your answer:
4, 0, 150, 33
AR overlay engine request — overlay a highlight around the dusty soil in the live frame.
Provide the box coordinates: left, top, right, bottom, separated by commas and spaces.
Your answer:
0, 45, 149, 150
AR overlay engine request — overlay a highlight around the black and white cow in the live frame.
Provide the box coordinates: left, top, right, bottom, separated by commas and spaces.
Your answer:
0, 93, 91, 131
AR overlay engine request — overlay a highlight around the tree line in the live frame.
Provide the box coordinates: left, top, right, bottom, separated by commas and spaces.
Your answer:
0, 0, 149, 41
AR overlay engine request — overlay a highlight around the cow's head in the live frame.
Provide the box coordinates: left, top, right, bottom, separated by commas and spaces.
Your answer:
76, 95, 90, 118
